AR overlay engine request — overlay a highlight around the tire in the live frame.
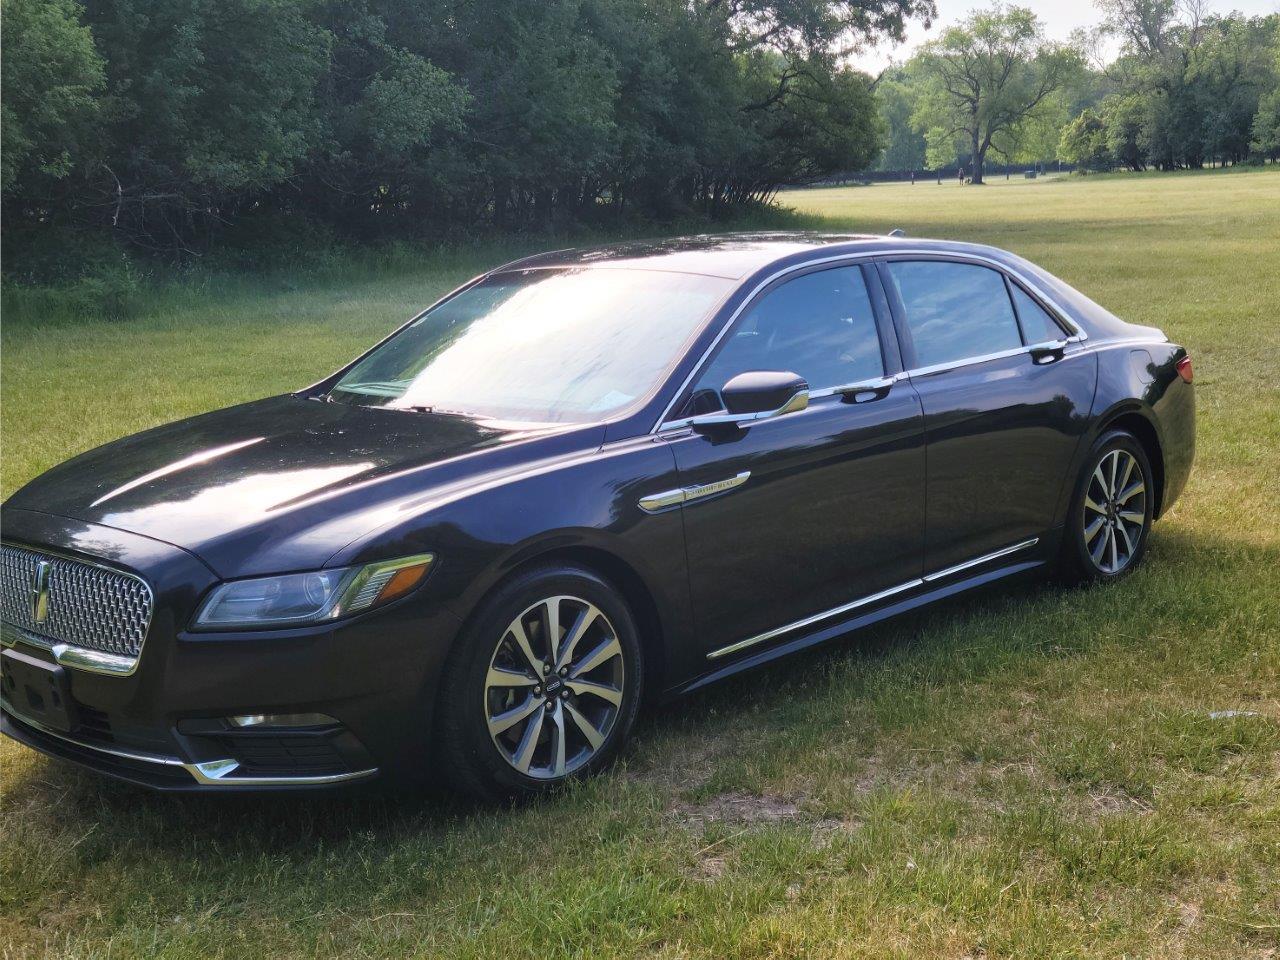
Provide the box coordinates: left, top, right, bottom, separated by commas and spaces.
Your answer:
435, 562, 644, 801
1060, 429, 1155, 584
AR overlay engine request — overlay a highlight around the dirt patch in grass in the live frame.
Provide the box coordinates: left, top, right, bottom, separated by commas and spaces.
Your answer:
671, 790, 804, 827
670, 791, 854, 881
673, 789, 849, 837
1087, 785, 1155, 816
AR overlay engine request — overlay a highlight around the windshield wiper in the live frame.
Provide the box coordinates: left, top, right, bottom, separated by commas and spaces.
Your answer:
369, 402, 477, 418
329, 381, 409, 400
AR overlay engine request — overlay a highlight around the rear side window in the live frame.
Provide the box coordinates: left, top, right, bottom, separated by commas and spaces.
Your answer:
687, 265, 884, 412
887, 261, 1022, 368
1010, 283, 1065, 343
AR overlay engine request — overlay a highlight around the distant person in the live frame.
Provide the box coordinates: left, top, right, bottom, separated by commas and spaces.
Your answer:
911, 171, 916, 185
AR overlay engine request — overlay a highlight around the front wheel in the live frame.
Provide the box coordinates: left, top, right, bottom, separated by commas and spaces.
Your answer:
435, 563, 643, 800
1061, 429, 1154, 583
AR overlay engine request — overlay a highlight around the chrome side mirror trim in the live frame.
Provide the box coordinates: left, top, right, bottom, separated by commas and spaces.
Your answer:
686, 387, 809, 429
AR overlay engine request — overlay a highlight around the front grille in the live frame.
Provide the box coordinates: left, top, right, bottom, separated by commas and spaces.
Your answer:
0, 544, 153, 663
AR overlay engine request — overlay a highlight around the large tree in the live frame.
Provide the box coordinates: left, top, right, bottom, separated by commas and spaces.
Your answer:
1057, 108, 1110, 170
874, 70, 928, 170
912, 5, 1081, 183
0, 0, 104, 195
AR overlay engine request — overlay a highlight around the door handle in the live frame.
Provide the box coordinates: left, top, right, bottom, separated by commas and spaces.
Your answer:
1028, 340, 1067, 364
832, 375, 897, 403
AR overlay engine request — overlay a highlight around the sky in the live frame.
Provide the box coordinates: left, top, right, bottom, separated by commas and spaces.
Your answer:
848, 0, 1280, 73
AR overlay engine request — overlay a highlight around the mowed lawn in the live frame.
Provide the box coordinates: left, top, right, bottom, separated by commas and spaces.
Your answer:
2, 169, 1279, 959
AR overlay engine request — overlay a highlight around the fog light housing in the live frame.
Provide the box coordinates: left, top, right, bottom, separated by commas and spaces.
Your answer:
226, 712, 338, 729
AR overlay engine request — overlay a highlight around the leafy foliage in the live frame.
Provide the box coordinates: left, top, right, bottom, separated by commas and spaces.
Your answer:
1057, 109, 1110, 171
909, 5, 1082, 183
0, 0, 104, 193
1064, 3, 1279, 171
869, 3, 1280, 178
0, 0, 933, 265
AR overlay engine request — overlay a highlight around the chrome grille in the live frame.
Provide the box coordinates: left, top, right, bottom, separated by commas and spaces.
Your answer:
0, 544, 153, 663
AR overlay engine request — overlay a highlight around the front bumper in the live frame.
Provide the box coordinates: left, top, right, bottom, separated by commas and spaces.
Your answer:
2, 707, 377, 791
0, 510, 463, 791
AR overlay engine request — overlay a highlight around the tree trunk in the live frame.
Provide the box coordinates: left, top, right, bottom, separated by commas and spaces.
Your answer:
970, 129, 985, 184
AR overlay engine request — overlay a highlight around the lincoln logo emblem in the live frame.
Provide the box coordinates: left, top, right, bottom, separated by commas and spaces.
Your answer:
29, 560, 51, 625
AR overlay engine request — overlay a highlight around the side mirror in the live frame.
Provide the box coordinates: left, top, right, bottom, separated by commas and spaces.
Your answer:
689, 371, 809, 428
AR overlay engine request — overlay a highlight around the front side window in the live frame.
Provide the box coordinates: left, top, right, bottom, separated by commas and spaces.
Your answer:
329, 268, 733, 423
887, 261, 1023, 369
684, 266, 884, 414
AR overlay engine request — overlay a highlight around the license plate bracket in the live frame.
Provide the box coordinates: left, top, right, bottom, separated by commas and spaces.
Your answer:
1, 647, 78, 733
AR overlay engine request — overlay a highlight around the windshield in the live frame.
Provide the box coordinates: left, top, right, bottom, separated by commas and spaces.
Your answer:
329, 268, 733, 423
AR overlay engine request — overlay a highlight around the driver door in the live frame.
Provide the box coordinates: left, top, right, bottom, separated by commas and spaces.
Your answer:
658, 263, 926, 660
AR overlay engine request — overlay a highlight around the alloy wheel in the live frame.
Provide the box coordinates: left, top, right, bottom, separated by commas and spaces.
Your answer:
1082, 448, 1147, 574
483, 595, 625, 780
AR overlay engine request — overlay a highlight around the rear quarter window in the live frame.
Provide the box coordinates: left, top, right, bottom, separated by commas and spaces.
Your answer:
1010, 283, 1066, 342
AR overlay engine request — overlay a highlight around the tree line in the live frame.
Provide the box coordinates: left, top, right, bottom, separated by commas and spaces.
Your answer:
1, 0, 934, 274
875, 1, 1280, 180
4, 0, 1276, 282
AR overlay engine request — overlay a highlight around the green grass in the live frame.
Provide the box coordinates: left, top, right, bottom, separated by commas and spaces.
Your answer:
3, 168, 1279, 959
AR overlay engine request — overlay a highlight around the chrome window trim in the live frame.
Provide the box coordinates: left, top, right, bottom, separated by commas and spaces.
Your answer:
2, 707, 378, 787
652, 249, 1086, 434
660, 374, 908, 431
807, 372, 908, 400
900, 340, 1077, 380
705, 537, 1039, 660
0, 541, 154, 677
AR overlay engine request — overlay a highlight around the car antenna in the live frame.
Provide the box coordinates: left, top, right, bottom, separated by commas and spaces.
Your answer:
887, 228, 906, 237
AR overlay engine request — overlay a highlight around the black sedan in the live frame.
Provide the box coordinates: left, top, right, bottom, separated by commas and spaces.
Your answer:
1, 234, 1195, 798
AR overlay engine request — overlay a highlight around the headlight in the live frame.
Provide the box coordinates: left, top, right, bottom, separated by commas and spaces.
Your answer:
193, 554, 434, 630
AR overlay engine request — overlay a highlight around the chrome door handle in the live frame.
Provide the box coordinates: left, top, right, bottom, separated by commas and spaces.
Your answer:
1028, 340, 1067, 364
831, 375, 896, 402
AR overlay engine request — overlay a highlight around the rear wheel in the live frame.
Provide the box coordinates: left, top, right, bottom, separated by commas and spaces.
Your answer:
436, 564, 643, 800
1061, 430, 1154, 583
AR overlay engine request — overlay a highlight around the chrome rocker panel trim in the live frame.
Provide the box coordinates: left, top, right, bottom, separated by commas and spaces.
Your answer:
3, 707, 378, 787
707, 537, 1039, 660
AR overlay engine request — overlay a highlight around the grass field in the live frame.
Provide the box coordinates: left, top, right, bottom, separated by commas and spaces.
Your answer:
2, 169, 1279, 959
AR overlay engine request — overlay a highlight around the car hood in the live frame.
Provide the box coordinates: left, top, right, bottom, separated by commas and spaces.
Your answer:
5, 395, 600, 577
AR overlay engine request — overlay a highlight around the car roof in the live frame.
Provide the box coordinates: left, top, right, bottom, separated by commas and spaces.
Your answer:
490, 232, 1001, 281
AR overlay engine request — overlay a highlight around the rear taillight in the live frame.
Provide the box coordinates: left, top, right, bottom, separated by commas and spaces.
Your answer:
1176, 355, 1193, 383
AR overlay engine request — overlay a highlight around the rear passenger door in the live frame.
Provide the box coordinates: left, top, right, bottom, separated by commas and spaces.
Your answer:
878, 257, 1098, 575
